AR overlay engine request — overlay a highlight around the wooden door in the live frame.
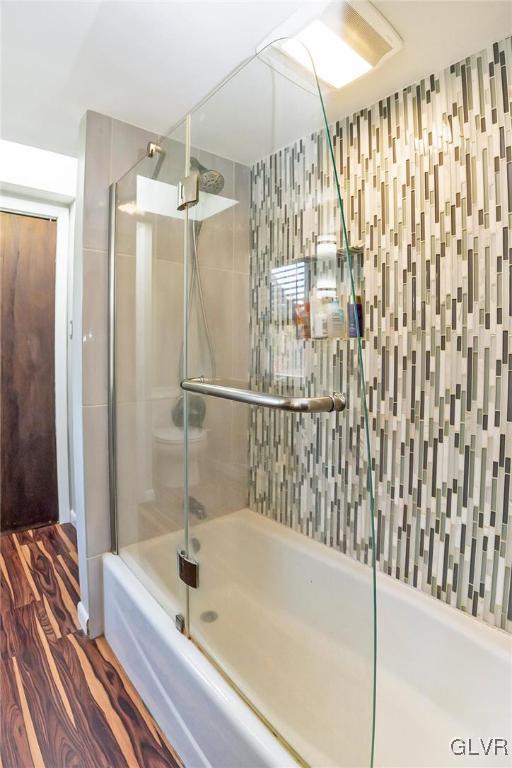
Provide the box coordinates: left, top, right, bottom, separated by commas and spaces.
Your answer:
0, 211, 59, 531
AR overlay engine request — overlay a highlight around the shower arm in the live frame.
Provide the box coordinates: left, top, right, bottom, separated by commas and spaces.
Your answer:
180, 377, 346, 413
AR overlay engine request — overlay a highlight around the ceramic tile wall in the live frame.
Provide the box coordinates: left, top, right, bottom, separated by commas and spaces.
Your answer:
156, 157, 251, 526
112, 144, 251, 547
248, 38, 512, 631
77, 110, 157, 636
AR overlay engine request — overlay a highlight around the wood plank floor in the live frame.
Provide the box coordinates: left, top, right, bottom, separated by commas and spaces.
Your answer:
0, 523, 184, 768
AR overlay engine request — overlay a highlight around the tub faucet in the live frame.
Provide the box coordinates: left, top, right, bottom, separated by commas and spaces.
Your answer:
188, 496, 206, 520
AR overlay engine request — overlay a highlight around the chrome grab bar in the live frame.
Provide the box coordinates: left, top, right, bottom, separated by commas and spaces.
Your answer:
180, 377, 347, 413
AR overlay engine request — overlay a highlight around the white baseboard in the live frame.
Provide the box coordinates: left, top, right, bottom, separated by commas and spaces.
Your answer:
77, 601, 89, 635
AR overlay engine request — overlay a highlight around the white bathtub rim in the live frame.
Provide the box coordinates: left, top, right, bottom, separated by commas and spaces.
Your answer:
209, 509, 511, 662
103, 552, 297, 768
122, 507, 511, 664
107, 509, 512, 768
374, 568, 511, 662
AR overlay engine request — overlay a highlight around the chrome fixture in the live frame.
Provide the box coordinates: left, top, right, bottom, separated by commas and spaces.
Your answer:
181, 377, 347, 413
147, 141, 162, 157
177, 172, 199, 210
147, 142, 166, 179
190, 157, 225, 194
177, 162, 221, 383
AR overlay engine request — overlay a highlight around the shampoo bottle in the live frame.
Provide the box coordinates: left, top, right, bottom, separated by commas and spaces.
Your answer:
348, 295, 364, 338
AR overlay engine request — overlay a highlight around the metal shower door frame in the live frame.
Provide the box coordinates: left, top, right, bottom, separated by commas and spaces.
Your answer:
108, 181, 118, 555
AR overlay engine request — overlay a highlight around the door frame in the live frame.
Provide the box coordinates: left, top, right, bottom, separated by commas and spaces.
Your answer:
0, 193, 73, 524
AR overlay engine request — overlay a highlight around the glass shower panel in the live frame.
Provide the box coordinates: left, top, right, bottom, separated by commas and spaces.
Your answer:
114, 123, 190, 621
182, 46, 376, 767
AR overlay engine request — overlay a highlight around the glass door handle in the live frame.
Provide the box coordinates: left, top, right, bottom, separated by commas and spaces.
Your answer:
181, 377, 347, 413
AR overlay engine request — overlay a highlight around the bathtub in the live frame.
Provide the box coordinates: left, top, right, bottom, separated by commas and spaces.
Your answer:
104, 509, 512, 768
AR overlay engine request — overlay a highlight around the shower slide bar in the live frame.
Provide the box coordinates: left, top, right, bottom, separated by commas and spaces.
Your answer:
181, 377, 347, 413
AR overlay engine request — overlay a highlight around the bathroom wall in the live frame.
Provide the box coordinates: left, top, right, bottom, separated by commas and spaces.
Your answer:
76, 110, 157, 636
189, 156, 251, 520
150, 153, 251, 527
76, 109, 251, 634
249, 37, 512, 631
115, 154, 251, 540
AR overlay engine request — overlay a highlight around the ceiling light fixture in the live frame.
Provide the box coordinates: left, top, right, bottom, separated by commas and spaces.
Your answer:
257, 0, 402, 92
281, 19, 371, 89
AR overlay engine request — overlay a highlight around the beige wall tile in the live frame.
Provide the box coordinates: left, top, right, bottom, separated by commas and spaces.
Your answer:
116, 400, 138, 547
83, 405, 110, 557
79, 111, 157, 636
117, 399, 156, 548
110, 118, 156, 184
82, 249, 108, 406
152, 258, 184, 391
154, 215, 184, 263
116, 253, 136, 403
83, 111, 111, 251
203, 395, 231, 456
85, 554, 104, 638
157, 133, 187, 186
115, 204, 138, 258
151, 396, 176, 430
191, 266, 233, 379
195, 207, 234, 271
78, 110, 254, 636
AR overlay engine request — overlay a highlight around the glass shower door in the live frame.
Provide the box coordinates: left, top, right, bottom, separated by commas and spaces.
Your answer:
114, 123, 192, 624
180, 45, 377, 767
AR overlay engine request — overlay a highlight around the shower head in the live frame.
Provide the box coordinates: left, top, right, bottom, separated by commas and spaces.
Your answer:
190, 157, 225, 195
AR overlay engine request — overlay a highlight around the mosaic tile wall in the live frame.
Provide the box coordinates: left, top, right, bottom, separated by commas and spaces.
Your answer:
248, 38, 512, 631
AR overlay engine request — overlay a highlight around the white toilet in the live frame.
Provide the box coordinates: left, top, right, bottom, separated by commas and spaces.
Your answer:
153, 424, 207, 490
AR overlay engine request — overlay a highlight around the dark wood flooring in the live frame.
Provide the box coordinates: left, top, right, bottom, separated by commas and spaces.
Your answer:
0, 523, 184, 768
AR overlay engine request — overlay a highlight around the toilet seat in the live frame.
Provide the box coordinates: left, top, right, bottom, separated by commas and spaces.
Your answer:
153, 426, 205, 445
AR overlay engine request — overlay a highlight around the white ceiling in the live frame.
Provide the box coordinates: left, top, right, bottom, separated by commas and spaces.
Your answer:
326, 1, 512, 121
1, 0, 511, 159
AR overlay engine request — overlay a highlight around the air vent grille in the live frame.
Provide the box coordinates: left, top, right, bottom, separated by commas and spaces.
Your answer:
323, 3, 393, 67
